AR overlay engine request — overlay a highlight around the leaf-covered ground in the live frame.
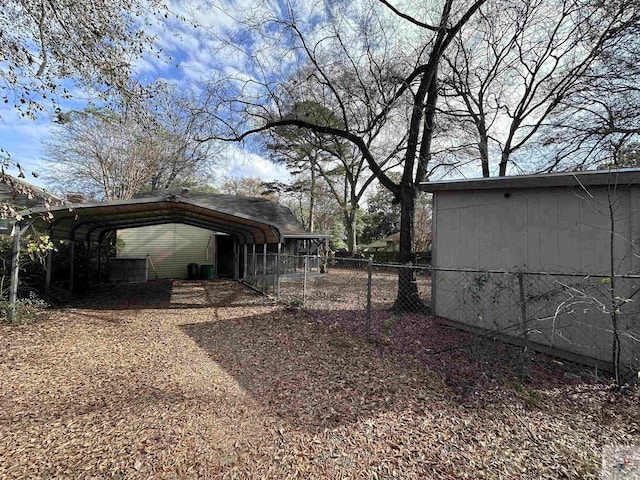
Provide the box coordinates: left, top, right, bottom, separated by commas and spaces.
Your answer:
1, 280, 638, 479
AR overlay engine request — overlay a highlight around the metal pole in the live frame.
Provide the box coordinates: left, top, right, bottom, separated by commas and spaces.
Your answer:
263, 243, 267, 292
85, 241, 91, 286
276, 242, 281, 300
234, 242, 239, 280
8, 230, 22, 322
366, 259, 373, 339
518, 272, 531, 377
45, 251, 52, 300
263, 244, 267, 275
69, 241, 75, 294
252, 244, 256, 281
303, 255, 308, 306
97, 242, 102, 283
243, 245, 248, 281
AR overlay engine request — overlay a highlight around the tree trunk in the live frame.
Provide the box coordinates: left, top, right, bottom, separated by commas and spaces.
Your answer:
344, 210, 357, 253
393, 183, 427, 312
309, 166, 316, 232
499, 147, 510, 176
344, 191, 359, 253
479, 126, 490, 177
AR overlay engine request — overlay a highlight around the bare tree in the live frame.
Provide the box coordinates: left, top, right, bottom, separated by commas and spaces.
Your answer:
145, 84, 221, 190
541, 6, 640, 170
44, 110, 160, 200
218, 176, 278, 200
266, 101, 400, 252
0, 0, 174, 204
0, 0, 168, 121
440, 0, 640, 176
197, 0, 486, 310
44, 93, 220, 200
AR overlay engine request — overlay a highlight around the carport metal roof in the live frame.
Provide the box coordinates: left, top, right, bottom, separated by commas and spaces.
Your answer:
19, 193, 287, 245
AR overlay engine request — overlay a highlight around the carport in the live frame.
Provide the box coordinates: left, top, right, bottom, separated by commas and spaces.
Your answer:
8, 192, 293, 318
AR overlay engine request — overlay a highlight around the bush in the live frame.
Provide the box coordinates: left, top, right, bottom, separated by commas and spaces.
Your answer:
1, 291, 49, 325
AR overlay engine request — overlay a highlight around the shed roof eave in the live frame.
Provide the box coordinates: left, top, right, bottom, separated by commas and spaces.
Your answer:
420, 168, 640, 192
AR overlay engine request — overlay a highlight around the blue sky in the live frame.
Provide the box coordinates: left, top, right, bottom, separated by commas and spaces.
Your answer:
0, 0, 292, 190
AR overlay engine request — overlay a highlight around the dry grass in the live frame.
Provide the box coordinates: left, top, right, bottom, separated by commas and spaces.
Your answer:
1, 280, 638, 479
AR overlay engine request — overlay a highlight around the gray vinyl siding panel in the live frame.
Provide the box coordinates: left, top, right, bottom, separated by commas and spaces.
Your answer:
118, 224, 216, 279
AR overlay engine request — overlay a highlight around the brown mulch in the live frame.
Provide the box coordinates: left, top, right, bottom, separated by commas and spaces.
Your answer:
1, 280, 638, 479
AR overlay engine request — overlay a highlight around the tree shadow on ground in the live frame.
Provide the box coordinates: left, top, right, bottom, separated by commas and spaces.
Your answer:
309, 308, 610, 406
64, 280, 270, 311
181, 311, 448, 434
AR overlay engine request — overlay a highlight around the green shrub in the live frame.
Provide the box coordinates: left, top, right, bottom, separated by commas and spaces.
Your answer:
287, 295, 304, 308
1, 291, 49, 325
382, 315, 399, 336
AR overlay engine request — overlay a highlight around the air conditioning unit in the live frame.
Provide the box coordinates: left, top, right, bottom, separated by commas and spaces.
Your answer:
0, 219, 15, 235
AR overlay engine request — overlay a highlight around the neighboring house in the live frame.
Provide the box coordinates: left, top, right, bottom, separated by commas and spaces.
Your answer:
363, 233, 430, 264
0, 175, 61, 209
421, 169, 640, 368
0, 175, 62, 233
364, 232, 400, 253
117, 190, 322, 280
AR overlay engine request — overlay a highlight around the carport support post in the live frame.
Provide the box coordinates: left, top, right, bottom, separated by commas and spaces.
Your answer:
45, 251, 52, 300
69, 241, 75, 294
234, 242, 239, 280
276, 242, 281, 300
263, 244, 267, 274
8, 220, 34, 321
243, 245, 247, 281
85, 241, 91, 286
252, 244, 256, 280
97, 242, 102, 283
8, 227, 23, 322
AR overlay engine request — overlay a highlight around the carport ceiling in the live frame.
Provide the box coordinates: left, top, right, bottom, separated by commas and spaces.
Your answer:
21, 194, 284, 245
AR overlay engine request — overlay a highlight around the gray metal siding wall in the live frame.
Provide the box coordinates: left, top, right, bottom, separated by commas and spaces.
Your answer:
118, 224, 215, 279
433, 186, 639, 273
432, 185, 640, 365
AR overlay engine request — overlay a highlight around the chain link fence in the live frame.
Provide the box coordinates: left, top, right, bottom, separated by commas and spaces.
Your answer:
244, 255, 640, 382
434, 268, 640, 382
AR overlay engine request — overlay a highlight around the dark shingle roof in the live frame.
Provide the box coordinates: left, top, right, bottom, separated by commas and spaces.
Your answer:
0, 175, 61, 210
135, 190, 308, 235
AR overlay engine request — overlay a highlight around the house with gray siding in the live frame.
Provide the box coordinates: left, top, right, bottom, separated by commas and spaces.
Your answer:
421, 169, 640, 369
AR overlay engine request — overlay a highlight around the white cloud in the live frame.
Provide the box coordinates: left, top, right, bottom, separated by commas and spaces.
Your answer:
222, 144, 290, 183
0, 113, 56, 185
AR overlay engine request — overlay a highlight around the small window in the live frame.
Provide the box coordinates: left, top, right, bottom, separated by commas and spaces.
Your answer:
0, 219, 15, 235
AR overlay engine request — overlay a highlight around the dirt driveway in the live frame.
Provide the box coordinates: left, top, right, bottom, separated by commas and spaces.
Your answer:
1, 280, 638, 479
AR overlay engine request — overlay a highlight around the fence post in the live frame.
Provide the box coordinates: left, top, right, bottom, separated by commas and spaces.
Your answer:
517, 272, 531, 378
366, 259, 373, 339
303, 255, 308, 307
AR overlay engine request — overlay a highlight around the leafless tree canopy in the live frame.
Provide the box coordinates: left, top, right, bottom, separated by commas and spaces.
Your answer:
440, 0, 640, 176
0, 0, 169, 120
44, 87, 221, 201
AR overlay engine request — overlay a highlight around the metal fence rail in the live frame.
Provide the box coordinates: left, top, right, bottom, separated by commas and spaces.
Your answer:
433, 268, 640, 376
245, 255, 640, 380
